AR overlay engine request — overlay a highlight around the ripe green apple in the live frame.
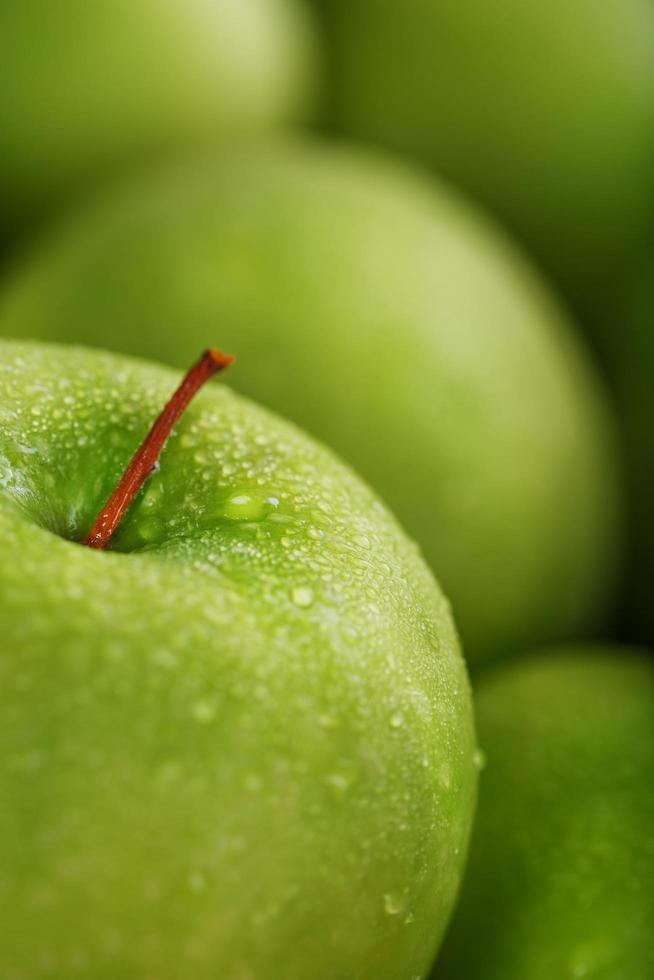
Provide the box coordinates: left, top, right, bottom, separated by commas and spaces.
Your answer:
0, 0, 318, 229
314, 0, 654, 304
0, 142, 622, 665
434, 647, 654, 980
0, 339, 477, 978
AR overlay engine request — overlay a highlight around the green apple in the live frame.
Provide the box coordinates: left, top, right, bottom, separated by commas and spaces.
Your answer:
0, 142, 622, 665
0, 0, 318, 228
0, 339, 477, 978
314, 0, 654, 304
433, 647, 654, 980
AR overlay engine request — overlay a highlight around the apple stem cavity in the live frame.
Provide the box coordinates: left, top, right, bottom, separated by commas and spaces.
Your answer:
83, 348, 234, 550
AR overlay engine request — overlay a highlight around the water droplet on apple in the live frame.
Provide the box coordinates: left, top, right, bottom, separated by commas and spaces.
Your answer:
142, 481, 164, 510
383, 892, 405, 916
222, 490, 277, 522
389, 710, 405, 729
291, 586, 314, 608
439, 763, 452, 789
473, 748, 487, 771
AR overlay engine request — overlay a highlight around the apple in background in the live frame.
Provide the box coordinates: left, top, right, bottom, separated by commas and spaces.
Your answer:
0, 339, 477, 978
0, 0, 318, 231
0, 142, 622, 666
313, 0, 654, 308
433, 648, 654, 980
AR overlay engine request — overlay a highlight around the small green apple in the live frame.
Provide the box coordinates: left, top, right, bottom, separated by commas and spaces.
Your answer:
0, 0, 318, 228
0, 142, 622, 664
0, 339, 477, 978
434, 648, 654, 979
314, 0, 654, 305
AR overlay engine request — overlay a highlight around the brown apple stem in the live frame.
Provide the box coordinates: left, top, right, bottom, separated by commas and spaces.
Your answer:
83, 348, 234, 550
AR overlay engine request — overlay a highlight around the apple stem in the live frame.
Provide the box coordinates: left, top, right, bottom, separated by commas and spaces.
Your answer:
83, 348, 234, 550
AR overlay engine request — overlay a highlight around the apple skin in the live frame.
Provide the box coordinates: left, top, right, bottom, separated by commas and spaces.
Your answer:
0, 0, 318, 228
314, 0, 654, 305
0, 142, 622, 665
0, 339, 477, 979
433, 648, 654, 980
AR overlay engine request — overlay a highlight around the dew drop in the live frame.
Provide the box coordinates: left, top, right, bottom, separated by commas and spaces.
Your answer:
222, 490, 275, 522
473, 748, 487, 771
383, 892, 405, 916
439, 764, 452, 790
292, 586, 314, 608
389, 710, 405, 729
142, 482, 164, 510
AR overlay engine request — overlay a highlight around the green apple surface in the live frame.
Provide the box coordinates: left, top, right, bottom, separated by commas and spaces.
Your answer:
434, 648, 654, 980
0, 0, 318, 228
0, 339, 477, 979
315, 0, 654, 304
0, 142, 622, 665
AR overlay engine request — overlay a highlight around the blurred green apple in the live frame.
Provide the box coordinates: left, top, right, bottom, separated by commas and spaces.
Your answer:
315, 0, 654, 304
0, 143, 622, 664
0, 0, 318, 228
0, 339, 477, 978
434, 647, 654, 980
